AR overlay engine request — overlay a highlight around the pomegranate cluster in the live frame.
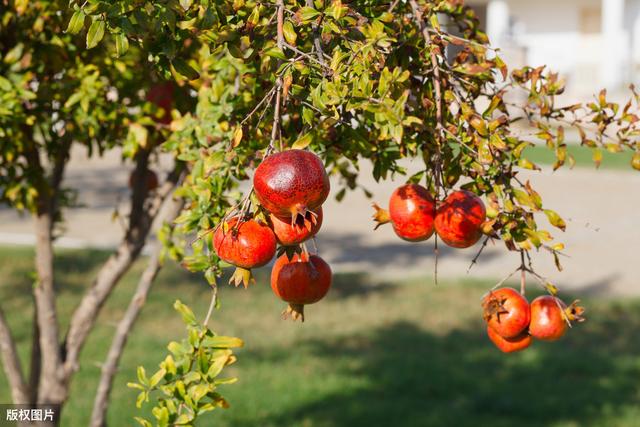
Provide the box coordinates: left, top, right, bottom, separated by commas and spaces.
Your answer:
213, 149, 332, 321
373, 185, 486, 249
482, 288, 585, 353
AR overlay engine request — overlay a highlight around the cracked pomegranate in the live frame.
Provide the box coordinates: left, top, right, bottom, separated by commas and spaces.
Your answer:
482, 287, 530, 339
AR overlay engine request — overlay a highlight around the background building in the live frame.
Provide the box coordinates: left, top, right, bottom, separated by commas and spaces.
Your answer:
467, 0, 640, 97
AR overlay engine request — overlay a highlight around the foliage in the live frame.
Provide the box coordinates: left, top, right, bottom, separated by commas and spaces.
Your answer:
128, 301, 242, 427
63, 0, 640, 277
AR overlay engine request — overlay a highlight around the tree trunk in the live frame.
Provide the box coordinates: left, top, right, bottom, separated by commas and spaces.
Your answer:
33, 212, 67, 410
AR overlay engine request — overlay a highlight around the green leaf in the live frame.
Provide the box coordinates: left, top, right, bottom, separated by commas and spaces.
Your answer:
172, 58, 200, 80
114, 33, 129, 57
137, 366, 148, 386
134, 417, 152, 427
149, 368, 167, 387
174, 300, 197, 325
263, 47, 286, 60
298, 6, 321, 23
429, 14, 440, 31
86, 20, 106, 49
66, 10, 86, 35
201, 335, 244, 349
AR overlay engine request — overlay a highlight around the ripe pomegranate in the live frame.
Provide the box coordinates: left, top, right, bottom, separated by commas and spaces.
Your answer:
372, 184, 436, 242
271, 252, 332, 321
482, 287, 530, 339
253, 150, 330, 220
434, 190, 486, 248
213, 217, 277, 287
487, 327, 532, 353
146, 82, 174, 124
128, 169, 159, 191
529, 296, 570, 341
270, 207, 323, 246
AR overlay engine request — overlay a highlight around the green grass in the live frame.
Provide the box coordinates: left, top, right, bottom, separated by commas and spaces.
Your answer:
524, 144, 634, 170
1, 245, 640, 427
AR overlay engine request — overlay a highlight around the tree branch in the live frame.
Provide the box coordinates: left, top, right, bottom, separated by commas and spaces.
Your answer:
89, 193, 184, 427
62, 162, 183, 378
305, 0, 327, 66
0, 305, 30, 404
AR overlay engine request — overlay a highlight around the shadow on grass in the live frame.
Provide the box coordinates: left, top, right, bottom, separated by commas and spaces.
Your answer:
234, 306, 640, 427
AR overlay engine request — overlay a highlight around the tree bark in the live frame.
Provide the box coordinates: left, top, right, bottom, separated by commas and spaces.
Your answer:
89, 196, 184, 427
0, 305, 30, 404
33, 211, 67, 408
62, 164, 182, 377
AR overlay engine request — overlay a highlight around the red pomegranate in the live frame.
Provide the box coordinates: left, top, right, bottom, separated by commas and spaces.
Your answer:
482, 287, 530, 339
270, 252, 332, 321
373, 184, 435, 242
213, 217, 277, 287
128, 169, 159, 191
270, 207, 323, 246
434, 190, 486, 248
146, 82, 174, 124
253, 150, 330, 220
487, 327, 532, 353
529, 296, 569, 341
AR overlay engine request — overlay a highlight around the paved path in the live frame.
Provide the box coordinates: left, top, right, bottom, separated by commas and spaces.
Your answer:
1, 147, 639, 297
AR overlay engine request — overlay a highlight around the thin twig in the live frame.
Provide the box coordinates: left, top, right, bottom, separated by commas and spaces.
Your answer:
490, 266, 521, 291
467, 236, 491, 273
240, 86, 278, 126
203, 283, 218, 328
519, 250, 526, 295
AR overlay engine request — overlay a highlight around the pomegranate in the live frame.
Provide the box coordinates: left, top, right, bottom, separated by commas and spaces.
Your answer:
128, 169, 159, 191
213, 217, 277, 287
482, 287, 530, 339
434, 190, 486, 248
253, 150, 330, 220
372, 184, 435, 242
270, 252, 332, 321
270, 207, 323, 246
146, 82, 174, 124
487, 327, 532, 353
529, 295, 571, 341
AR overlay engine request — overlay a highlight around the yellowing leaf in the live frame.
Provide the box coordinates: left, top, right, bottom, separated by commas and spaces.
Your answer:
283, 21, 297, 45
232, 127, 243, 147
544, 209, 566, 231
292, 132, 313, 149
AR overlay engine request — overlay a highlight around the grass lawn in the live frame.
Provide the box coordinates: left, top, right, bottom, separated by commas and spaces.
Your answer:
524, 144, 634, 170
1, 245, 639, 427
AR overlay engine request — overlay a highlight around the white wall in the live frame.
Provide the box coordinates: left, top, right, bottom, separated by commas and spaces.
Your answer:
468, 0, 640, 96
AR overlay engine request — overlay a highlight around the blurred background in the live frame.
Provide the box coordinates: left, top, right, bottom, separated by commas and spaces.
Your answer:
1, 1, 640, 426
